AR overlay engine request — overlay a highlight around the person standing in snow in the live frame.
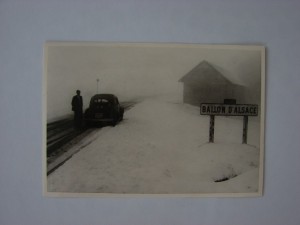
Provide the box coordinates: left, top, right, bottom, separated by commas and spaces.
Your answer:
71, 90, 83, 129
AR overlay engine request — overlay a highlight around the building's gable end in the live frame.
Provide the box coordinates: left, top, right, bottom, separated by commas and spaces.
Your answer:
179, 61, 232, 86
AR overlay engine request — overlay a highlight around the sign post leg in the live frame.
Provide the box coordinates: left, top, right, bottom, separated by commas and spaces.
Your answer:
209, 115, 215, 143
243, 116, 248, 144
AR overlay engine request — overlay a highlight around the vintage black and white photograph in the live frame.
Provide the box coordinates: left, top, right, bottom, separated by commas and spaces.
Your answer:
44, 42, 265, 196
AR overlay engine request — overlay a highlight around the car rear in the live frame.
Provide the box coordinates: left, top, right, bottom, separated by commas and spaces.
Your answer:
85, 94, 118, 125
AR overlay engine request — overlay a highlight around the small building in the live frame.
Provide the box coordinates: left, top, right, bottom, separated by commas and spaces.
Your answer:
179, 60, 245, 106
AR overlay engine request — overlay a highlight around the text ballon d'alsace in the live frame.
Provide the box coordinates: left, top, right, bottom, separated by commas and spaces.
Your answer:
200, 104, 258, 116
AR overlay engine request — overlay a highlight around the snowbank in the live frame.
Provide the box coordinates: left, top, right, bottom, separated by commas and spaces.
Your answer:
48, 97, 260, 194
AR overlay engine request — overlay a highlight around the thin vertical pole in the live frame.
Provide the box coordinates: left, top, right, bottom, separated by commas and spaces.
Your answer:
96, 78, 99, 94
243, 116, 248, 144
209, 115, 215, 143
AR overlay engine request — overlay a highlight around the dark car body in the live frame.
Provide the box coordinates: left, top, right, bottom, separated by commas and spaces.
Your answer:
84, 94, 124, 126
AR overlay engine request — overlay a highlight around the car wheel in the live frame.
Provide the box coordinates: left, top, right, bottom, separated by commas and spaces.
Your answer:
111, 120, 117, 127
110, 115, 117, 127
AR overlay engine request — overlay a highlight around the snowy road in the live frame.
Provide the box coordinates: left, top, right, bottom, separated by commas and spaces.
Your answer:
47, 97, 260, 194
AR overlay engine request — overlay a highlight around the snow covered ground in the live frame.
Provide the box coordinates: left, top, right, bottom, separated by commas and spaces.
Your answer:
47, 96, 261, 194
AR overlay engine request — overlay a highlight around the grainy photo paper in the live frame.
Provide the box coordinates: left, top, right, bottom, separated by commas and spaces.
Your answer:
43, 42, 265, 197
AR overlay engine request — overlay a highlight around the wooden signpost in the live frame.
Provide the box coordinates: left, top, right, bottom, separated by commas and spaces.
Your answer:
200, 102, 258, 144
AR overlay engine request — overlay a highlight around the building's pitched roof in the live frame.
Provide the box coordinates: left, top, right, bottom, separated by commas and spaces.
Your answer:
179, 60, 239, 85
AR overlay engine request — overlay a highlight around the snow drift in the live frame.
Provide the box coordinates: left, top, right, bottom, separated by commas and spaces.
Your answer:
47, 97, 261, 194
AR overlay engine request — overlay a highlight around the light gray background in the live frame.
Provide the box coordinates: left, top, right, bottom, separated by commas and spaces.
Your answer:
0, 0, 299, 224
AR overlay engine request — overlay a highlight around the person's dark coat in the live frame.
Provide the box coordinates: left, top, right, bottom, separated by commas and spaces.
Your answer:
72, 94, 83, 128
72, 95, 83, 112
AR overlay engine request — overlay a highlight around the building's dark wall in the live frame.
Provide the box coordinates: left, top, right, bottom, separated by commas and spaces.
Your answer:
180, 61, 252, 106
183, 83, 246, 106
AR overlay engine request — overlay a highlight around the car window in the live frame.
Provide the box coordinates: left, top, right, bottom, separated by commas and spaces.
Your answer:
94, 98, 109, 103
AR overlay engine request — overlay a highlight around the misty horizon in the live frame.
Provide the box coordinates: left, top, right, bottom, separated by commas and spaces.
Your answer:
46, 43, 262, 121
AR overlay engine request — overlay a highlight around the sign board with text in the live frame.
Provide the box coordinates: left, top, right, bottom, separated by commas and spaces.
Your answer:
200, 102, 259, 144
200, 103, 258, 116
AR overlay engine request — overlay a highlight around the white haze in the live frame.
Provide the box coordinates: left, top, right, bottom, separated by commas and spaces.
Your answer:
46, 44, 261, 121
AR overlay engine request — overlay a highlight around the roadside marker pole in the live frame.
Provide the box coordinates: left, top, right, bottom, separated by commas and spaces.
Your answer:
242, 116, 248, 144
96, 78, 99, 94
209, 115, 215, 143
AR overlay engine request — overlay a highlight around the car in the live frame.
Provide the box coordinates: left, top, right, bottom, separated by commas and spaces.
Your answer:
84, 94, 124, 126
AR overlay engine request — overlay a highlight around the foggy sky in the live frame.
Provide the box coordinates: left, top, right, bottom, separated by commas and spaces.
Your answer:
46, 43, 262, 121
